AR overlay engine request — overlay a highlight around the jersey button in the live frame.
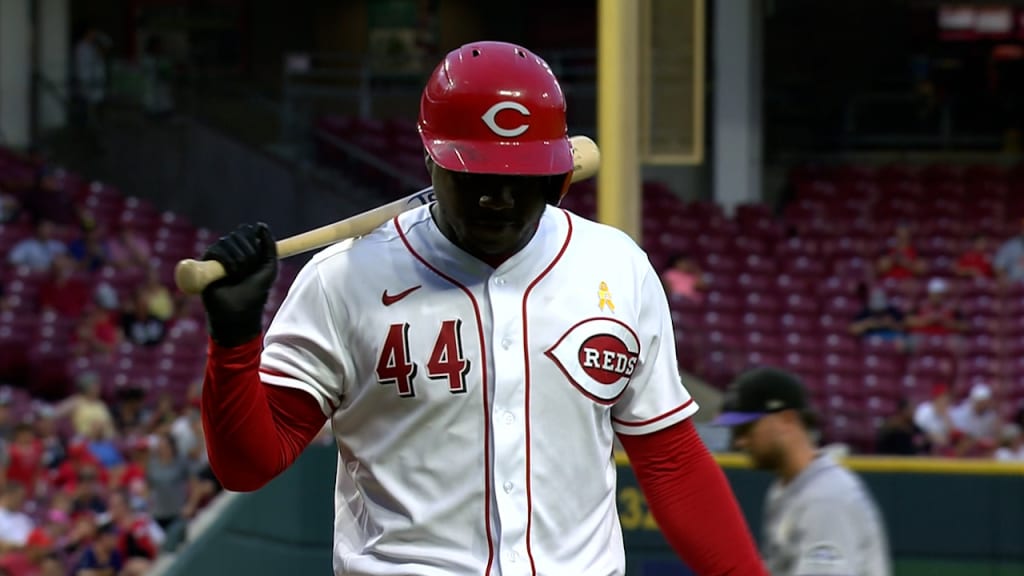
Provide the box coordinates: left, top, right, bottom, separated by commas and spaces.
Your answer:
508, 551, 519, 562
501, 338, 512, 349
503, 481, 514, 493
494, 277, 506, 286
503, 411, 515, 425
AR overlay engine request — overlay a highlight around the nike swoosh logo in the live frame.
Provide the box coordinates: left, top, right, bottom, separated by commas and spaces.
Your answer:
382, 285, 422, 306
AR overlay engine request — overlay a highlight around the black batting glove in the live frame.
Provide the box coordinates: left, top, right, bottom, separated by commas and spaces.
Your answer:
201, 222, 278, 347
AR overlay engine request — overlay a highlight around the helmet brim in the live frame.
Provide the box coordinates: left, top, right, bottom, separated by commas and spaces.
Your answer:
421, 133, 574, 177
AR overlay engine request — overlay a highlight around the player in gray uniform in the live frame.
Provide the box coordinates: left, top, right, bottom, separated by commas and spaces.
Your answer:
712, 368, 892, 576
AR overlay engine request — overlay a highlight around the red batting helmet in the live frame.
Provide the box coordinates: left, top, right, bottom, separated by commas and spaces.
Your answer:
418, 41, 573, 177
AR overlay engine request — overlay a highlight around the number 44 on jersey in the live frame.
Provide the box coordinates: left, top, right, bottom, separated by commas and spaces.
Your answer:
375, 320, 470, 397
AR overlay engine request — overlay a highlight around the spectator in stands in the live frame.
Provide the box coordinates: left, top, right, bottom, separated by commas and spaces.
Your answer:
848, 286, 907, 346
0, 482, 34, 551
73, 306, 121, 357
71, 28, 110, 149
950, 383, 1001, 452
169, 403, 199, 465
660, 253, 707, 303
73, 519, 124, 576
112, 387, 148, 438
85, 422, 124, 470
44, 492, 72, 532
106, 491, 162, 573
146, 432, 189, 532
144, 394, 177, 434
51, 442, 107, 498
60, 512, 98, 560
121, 289, 166, 347
953, 234, 995, 279
876, 223, 926, 281
0, 527, 56, 575
913, 384, 957, 454
107, 227, 150, 271
906, 278, 966, 337
995, 218, 1024, 282
874, 398, 926, 455
24, 529, 57, 570
116, 440, 149, 510
5, 423, 43, 499
34, 407, 66, 471
60, 373, 116, 441
93, 280, 120, 315
185, 411, 209, 475
139, 266, 173, 321
994, 424, 1024, 461
38, 254, 92, 318
38, 555, 64, 576
67, 222, 110, 273
141, 34, 176, 120
71, 465, 108, 517
7, 219, 66, 272
181, 464, 221, 523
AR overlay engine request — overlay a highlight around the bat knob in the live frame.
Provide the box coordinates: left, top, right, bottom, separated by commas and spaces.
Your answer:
175, 258, 227, 295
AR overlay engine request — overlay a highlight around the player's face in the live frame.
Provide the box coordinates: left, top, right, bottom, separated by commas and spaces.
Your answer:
429, 160, 560, 260
731, 414, 787, 471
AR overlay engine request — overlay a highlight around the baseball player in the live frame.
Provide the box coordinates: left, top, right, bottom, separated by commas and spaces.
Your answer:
712, 368, 891, 576
199, 41, 765, 575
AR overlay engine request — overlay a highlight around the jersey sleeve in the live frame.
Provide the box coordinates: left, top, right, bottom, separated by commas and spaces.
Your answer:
259, 259, 353, 415
612, 263, 699, 435
791, 500, 860, 576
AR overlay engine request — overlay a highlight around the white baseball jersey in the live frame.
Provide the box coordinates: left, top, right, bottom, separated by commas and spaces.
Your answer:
259, 203, 698, 576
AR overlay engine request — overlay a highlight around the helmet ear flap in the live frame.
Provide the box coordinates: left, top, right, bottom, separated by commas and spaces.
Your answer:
548, 172, 573, 205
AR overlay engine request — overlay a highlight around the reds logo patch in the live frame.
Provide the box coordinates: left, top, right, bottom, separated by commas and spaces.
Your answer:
545, 318, 641, 403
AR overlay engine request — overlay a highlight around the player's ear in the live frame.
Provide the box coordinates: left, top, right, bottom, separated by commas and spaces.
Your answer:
424, 151, 435, 174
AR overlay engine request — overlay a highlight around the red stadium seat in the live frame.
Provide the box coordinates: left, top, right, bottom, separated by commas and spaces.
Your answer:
779, 313, 819, 334
741, 312, 779, 334
745, 292, 783, 314
705, 291, 743, 313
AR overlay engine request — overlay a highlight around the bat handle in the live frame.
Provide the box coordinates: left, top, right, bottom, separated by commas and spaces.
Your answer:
175, 258, 226, 295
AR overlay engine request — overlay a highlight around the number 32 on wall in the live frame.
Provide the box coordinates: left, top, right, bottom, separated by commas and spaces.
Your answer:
617, 486, 659, 531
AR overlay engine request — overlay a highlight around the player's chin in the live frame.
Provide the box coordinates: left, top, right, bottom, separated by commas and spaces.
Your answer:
463, 224, 526, 254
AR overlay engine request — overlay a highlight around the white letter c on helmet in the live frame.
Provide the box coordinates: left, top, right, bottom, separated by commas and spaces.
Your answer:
482, 101, 531, 138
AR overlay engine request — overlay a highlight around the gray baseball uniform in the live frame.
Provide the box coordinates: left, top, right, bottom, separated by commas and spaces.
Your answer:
761, 453, 891, 576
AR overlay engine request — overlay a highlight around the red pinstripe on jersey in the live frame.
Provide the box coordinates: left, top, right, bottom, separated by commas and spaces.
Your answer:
521, 209, 573, 575
394, 216, 495, 575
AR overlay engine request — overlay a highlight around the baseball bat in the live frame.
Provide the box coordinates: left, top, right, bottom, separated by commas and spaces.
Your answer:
174, 135, 600, 295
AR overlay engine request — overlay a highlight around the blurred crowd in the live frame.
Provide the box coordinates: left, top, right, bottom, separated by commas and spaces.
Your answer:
660, 222, 1024, 462
0, 158, 220, 576
0, 378, 220, 576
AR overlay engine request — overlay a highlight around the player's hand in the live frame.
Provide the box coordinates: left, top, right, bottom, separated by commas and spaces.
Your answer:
200, 222, 278, 347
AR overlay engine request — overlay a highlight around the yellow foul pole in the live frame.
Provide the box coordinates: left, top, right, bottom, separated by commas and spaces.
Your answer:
597, 0, 641, 241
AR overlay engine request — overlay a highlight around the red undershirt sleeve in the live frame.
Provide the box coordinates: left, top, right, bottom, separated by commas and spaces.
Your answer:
618, 419, 767, 575
201, 335, 328, 492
